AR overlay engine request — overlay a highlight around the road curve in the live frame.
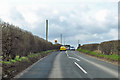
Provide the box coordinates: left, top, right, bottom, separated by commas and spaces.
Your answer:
15, 51, 119, 79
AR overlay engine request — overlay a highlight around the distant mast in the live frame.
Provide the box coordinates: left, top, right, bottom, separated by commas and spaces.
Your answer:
46, 20, 48, 41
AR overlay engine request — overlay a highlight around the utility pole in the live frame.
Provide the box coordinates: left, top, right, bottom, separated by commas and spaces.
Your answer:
60, 34, 62, 45
46, 20, 48, 41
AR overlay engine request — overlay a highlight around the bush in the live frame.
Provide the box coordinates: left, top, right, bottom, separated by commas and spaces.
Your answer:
0, 56, 3, 58
3, 61, 11, 64
10, 59, 16, 63
20, 57, 29, 61
1, 20, 61, 61
0, 60, 3, 64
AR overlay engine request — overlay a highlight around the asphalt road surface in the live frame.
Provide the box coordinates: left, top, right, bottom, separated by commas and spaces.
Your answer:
15, 51, 119, 79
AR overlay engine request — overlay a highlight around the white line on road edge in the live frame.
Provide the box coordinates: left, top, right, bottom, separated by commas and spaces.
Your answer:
65, 51, 80, 61
74, 62, 87, 74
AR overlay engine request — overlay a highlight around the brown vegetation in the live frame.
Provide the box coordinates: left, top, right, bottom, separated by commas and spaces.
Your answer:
79, 40, 119, 55
0, 20, 61, 61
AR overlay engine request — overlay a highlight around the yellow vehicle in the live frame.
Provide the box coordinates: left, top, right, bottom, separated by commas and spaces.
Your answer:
60, 46, 66, 51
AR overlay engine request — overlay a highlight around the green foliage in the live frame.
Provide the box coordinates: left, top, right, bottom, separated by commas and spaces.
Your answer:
104, 54, 119, 60
15, 55, 22, 62
14, 55, 23, 62
28, 53, 39, 58
77, 49, 119, 61
20, 57, 29, 61
0, 56, 3, 59
20, 57, 26, 60
15, 56, 19, 59
78, 49, 90, 53
10, 59, 16, 63
2, 50, 55, 65
3, 61, 11, 64
17, 58, 22, 62
0, 60, 3, 64
89, 51, 98, 56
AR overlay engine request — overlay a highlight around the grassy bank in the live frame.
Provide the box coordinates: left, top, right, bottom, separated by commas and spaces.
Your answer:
77, 49, 120, 61
1, 50, 56, 65
1, 50, 56, 79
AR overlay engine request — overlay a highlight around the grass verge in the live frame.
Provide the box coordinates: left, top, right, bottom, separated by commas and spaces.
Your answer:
77, 49, 120, 61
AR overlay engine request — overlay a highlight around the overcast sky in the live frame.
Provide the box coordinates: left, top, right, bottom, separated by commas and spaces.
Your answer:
0, 0, 118, 48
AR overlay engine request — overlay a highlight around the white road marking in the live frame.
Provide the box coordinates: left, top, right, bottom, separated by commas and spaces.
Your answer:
66, 51, 69, 57
65, 51, 80, 61
74, 62, 87, 74
74, 53, 118, 77
68, 57, 80, 61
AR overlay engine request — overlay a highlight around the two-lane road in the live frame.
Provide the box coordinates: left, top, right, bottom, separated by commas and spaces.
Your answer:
15, 51, 119, 79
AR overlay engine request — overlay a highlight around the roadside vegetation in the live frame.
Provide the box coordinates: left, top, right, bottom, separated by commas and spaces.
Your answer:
1, 20, 61, 61
77, 49, 120, 61
2, 50, 56, 79
0, 20, 61, 79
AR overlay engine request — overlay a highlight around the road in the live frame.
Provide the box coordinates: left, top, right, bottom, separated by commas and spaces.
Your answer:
15, 51, 119, 79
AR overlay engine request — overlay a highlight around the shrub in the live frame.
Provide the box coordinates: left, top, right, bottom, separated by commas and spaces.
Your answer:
20, 57, 26, 60
10, 59, 16, 63
0, 60, 3, 64
21, 57, 29, 62
1, 20, 60, 61
17, 58, 22, 62
3, 61, 11, 64
0, 56, 3, 58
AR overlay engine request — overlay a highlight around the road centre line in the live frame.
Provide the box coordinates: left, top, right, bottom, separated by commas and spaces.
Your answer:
68, 57, 80, 61
65, 51, 69, 57
74, 62, 87, 74
65, 51, 80, 61
73, 53, 118, 77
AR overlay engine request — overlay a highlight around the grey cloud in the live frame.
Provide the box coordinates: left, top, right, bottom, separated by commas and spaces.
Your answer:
1, 1, 117, 48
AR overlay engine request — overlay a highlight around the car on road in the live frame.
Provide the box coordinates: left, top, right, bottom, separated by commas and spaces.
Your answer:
70, 46, 75, 51
65, 46, 70, 50
60, 46, 66, 51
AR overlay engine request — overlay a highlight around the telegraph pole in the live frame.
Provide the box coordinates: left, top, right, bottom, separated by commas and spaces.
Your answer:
46, 20, 48, 41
